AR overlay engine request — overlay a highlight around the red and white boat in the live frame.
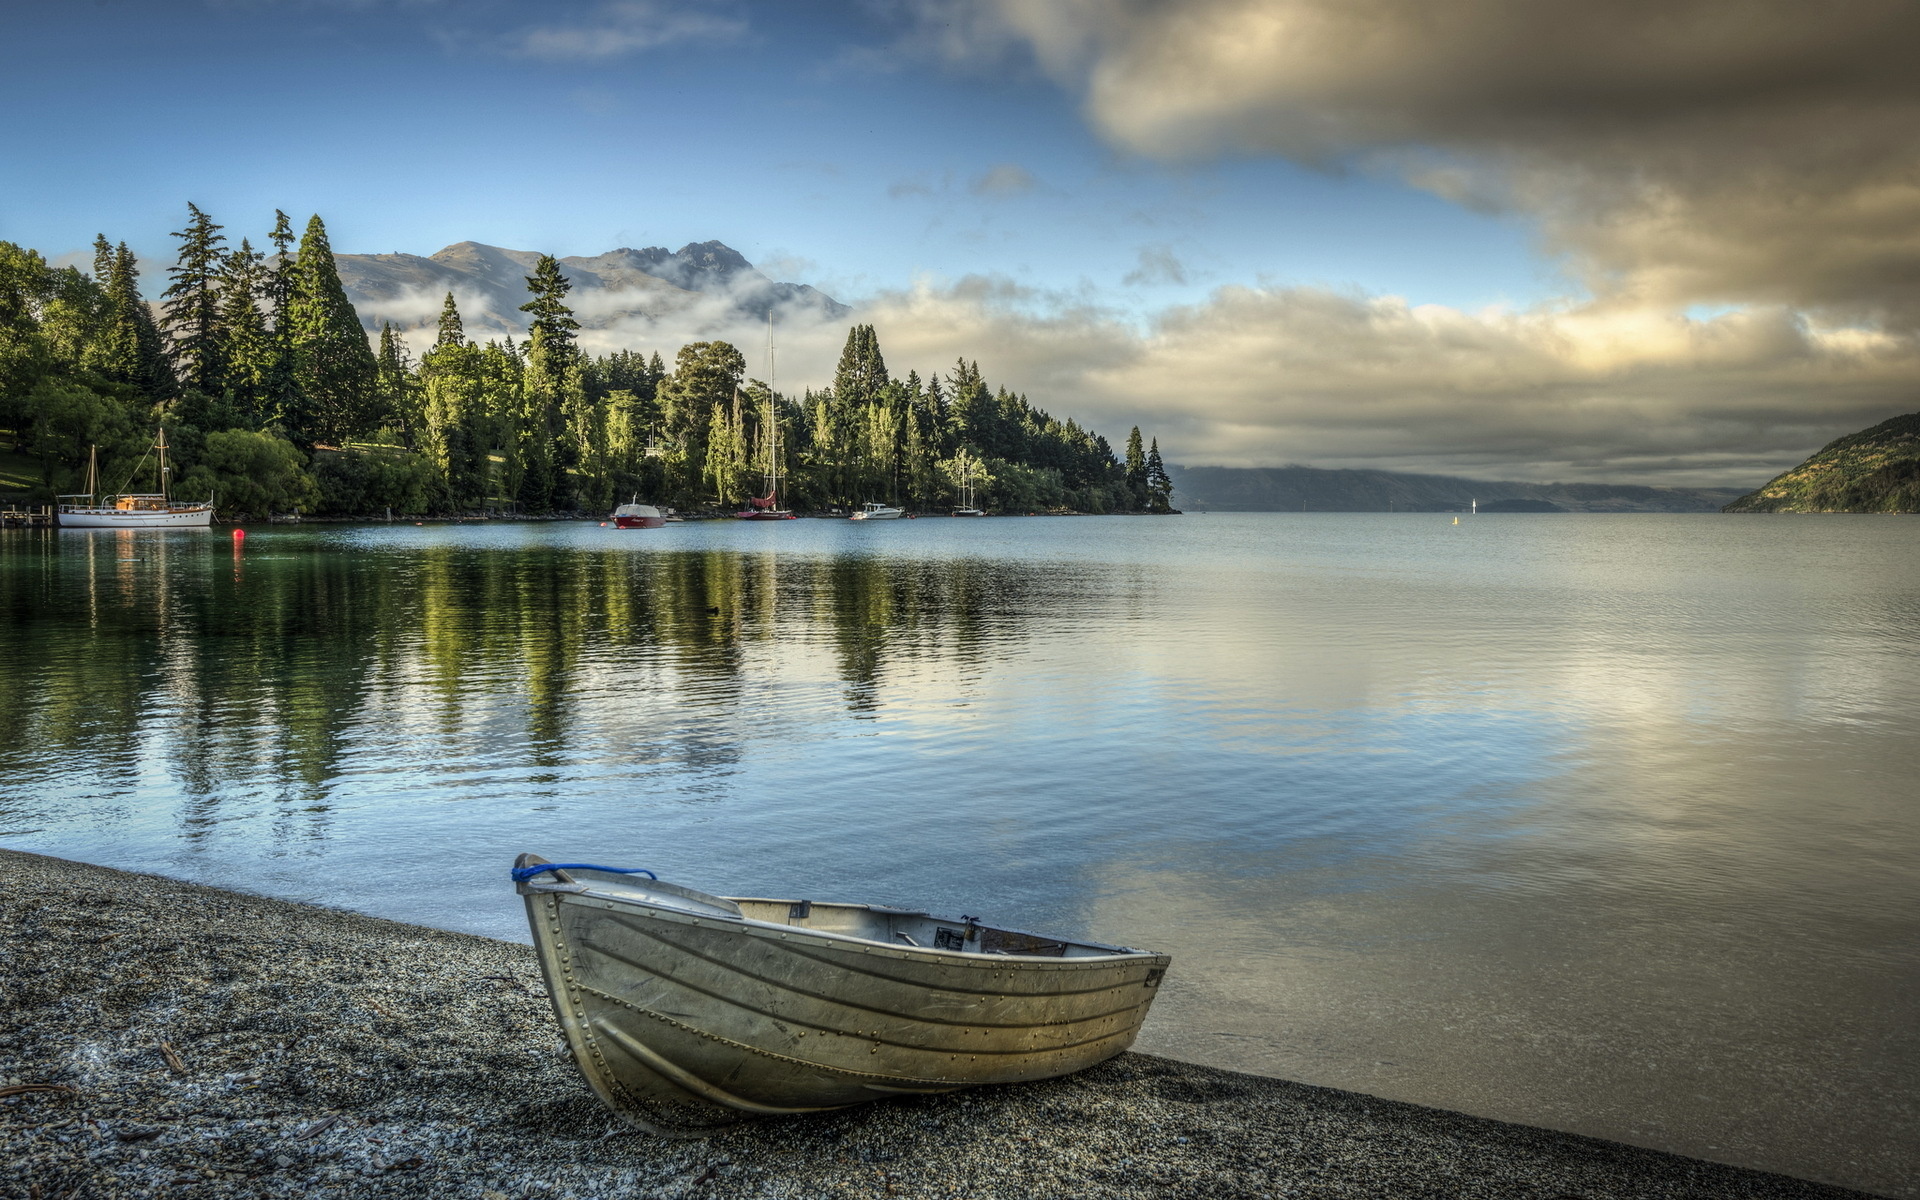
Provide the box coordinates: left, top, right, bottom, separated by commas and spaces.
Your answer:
612, 500, 667, 529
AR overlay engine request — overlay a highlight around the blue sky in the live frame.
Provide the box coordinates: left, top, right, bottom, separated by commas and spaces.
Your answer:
5, 1, 1916, 484
0, 1, 1545, 311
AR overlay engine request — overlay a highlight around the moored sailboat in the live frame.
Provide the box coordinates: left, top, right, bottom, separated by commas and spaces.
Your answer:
736, 311, 796, 521
56, 431, 213, 529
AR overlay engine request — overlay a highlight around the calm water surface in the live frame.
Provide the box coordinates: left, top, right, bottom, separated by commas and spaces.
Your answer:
3, 514, 1916, 1195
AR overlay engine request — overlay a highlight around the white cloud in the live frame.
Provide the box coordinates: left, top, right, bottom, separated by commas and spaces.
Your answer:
968, 163, 1038, 196
512, 1, 744, 61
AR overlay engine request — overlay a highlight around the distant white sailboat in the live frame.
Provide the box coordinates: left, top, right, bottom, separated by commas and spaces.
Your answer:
57, 431, 213, 529
953, 460, 984, 517
736, 311, 796, 521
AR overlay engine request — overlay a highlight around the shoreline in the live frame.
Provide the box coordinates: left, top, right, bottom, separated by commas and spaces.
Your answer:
1, 849, 1877, 1200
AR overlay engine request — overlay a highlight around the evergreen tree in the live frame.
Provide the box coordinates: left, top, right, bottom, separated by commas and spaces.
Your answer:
519, 255, 579, 358
374, 322, 421, 442
1146, 437, 1173, 512
161, 202, 229, 396
515, 256, 581, 511
832, 324, 888, 407
218, 238, 273, 426
105, 242, 175, 401
1124, 426, 1147, 508
261, 210, 300, 430
91, 235, 113, 287
286, 214, 377, 446
434, 291, 464, 350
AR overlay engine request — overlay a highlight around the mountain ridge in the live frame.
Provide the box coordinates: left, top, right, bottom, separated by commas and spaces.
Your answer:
1722, 409, 1920, 512
333, 239, 847, 339
1168, 464, 1746, 513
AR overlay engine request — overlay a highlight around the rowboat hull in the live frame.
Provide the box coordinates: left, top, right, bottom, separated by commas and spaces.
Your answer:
516, 859, 1169, 1134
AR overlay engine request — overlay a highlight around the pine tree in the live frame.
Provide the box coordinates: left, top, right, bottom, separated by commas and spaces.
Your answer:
286, 214, 377, 447
1124, 426, 1147, 509
100, 242, 175, 401
218, 238, 273, 426
832, 324, 888, 407
161, 203, 229, 400
516, 256, 581, 511
374, 323, 420, 442
261, 210, 300, 431
434, 292, 465, 350
519, 255, 579, 359
1146, 437, 1173, 513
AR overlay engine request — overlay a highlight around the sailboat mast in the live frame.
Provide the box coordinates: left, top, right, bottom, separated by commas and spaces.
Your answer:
767, 309, 779, 500
156, 427, 170, 502
86, 444, 98, 504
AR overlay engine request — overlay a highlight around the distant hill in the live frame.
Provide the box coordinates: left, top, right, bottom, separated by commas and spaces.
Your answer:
333, 240, 847, 339
1723, 410, 1920, 513
1166, 464, 1745, 513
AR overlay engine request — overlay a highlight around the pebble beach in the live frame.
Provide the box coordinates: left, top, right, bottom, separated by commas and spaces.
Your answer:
1, 849, 1878, 1200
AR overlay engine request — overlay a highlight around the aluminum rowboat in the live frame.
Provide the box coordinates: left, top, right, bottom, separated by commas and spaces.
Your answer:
513, 854, 1171, 1134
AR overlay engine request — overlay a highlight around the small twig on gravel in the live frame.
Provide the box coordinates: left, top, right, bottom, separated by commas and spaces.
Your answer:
159, 1041, 187, 1074
0, 1084, 77, 1099
297, 1114, 344, 1139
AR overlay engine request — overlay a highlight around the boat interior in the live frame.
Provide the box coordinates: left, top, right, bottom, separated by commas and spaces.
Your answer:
550, 868, 1140, 959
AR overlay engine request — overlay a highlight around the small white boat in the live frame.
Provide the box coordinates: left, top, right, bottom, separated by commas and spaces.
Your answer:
850, 502, 904, 520
612, 500, 666, 529
57, 432, 212, 529
512, 855, 1170, 1134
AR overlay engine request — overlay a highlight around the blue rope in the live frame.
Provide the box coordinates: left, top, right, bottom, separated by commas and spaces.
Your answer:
511, 863, 658, 884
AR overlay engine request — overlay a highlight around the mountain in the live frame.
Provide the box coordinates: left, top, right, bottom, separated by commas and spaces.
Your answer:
332, 240, 847, 338
1166, 464, 1746, 513
1722, 410, 1920, 512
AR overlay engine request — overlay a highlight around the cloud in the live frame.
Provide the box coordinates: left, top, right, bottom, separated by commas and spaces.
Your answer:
511, 1, 744, 61
888, 176, 937, 199
968, 163, 1038, 196
940, 0, 1920, 325
1123, 244, 1188, 287
848, 275, 1920, 487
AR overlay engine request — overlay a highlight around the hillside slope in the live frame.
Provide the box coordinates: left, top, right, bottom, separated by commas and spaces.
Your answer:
1723, 410, 1920, 512
1167, 464, 1744, 513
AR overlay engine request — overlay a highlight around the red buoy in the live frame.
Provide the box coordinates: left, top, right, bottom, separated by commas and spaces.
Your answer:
232, 529, 245, 541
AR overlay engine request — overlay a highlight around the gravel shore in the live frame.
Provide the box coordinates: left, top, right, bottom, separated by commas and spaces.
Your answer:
1, 850, 1876, 1200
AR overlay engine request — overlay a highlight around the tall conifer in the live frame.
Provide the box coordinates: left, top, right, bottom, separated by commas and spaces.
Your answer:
517, 255, 581, 510
102, 242, 175, 401
1146, 437, 1173, 512
161, 203, 230, 397
1124, 426, 1147, 508
435, 291, 465, 350
286, 214, 377, 446
218, 238, 272, 426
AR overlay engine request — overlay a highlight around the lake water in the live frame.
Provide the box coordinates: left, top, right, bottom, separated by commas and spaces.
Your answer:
2, 514, 1916, 1196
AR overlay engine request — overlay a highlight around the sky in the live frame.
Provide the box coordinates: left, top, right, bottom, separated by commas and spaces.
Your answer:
5, 0, 1920, 485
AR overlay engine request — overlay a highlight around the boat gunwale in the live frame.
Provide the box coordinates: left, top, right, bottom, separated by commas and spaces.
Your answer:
523, 880, 1166, 969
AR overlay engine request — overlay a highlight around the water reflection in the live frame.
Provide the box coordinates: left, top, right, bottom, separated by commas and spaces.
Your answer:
2, 516, 1917, 1197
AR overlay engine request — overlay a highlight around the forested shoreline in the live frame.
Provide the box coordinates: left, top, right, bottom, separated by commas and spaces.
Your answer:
0, 206, 1175, 518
